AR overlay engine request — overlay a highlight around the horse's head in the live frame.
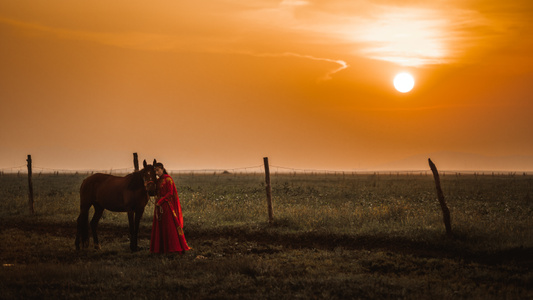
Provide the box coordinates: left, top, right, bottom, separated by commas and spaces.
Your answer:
142, 160, 158, 196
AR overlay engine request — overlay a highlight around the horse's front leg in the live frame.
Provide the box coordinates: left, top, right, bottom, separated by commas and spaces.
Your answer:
130, 208, 146, 252
90, 205, 104, 250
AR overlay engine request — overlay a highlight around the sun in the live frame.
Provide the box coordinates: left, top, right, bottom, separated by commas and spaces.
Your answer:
393, 72, 415, 93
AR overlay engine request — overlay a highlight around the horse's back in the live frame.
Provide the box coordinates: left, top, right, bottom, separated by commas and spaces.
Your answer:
80, 173, 114, 193
80, 173, 130, 211
80, 173, 116, 201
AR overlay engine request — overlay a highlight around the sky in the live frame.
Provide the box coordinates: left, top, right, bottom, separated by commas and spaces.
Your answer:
1, 0, 533, 172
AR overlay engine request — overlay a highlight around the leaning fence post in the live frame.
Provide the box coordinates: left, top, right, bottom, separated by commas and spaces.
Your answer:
263, 157, 273, 224
428, 158, 452, 236
27, 155, 34, 214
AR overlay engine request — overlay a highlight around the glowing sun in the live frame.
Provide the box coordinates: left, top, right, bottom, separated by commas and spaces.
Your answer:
393, 72, 415, 93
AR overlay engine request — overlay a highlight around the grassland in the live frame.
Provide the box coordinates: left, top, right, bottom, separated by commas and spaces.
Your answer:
0, 172, 532, 299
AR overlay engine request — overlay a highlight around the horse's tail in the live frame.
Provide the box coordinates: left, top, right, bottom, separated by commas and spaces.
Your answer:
75, 178, 92, 250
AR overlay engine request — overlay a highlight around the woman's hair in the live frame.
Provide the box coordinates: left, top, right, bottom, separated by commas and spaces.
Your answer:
154, 162, 168, 175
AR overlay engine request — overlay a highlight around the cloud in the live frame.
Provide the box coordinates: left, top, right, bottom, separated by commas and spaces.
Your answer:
241, 51, 348, 81
3, 0, 529, 70
0, 16, 349, 81
0, 17, 181, 51
280, 0, 309, 6
235, 1, 525, 66
0, 16, 248, 55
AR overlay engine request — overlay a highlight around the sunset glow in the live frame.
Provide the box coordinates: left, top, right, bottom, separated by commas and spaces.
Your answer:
357, 9, 448, 66
1, 1, 533, 172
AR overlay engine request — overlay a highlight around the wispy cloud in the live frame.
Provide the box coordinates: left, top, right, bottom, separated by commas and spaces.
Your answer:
235, 1, 516, 67
2, 0, 527, 70
0, 16, 349, 81
238, 51, 348, 81
280, 0, 309, 6
343, 100, 518, 113
0, 17, 184, 51
353, 8, 451, 66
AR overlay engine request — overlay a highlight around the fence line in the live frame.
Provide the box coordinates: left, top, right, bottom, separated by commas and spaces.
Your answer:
1, 163, 532, 177
168, 165, 265, 175
0, 165, 134, 175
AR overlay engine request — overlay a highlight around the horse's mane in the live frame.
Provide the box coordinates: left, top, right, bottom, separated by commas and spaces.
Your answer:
127, 170, 145, 191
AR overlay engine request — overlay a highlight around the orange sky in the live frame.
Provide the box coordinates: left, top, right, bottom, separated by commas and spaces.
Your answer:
1, 0, 533, 172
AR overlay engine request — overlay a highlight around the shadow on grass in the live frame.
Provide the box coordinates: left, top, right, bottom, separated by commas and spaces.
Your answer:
2, 217, 531, 268
193, 222, 533, 267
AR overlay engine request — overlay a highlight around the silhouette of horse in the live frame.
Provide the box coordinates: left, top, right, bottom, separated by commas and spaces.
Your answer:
75, 160, 158, 251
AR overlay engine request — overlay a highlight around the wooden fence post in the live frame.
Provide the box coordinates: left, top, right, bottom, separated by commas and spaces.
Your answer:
428, 158, 452, 236
133, 153, 139, 171
27, 155, 34, 214
263, 157, 273, 224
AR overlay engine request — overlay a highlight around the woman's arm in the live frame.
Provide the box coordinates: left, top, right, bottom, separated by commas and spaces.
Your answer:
157, 176, 175, 205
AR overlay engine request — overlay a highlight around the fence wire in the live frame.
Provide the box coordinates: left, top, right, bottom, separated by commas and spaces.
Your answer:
1, 163, 530, 177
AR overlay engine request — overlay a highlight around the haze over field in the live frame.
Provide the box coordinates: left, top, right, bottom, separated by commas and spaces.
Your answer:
1, 1, 533, 172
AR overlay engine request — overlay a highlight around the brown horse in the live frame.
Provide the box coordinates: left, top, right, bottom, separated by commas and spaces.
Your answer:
75, 160, 158, 251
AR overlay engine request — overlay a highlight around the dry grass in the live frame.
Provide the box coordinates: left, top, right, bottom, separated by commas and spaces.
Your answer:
0, 172, 532, 299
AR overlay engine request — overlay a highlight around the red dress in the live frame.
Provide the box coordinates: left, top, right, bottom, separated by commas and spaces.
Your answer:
150, 174, 190, 254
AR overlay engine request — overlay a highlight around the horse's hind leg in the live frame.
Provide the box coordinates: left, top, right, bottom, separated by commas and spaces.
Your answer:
90, 205, 105, 250
127, 211, 137, 252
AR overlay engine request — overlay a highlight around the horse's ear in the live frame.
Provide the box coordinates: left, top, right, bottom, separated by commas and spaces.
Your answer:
153, 159, 157, 165
143, 160, 147, 168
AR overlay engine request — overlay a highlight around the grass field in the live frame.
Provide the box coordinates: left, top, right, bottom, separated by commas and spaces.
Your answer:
0, 172, 532, 299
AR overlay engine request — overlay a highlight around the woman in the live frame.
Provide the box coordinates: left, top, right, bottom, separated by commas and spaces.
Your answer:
150, 162, 190, 254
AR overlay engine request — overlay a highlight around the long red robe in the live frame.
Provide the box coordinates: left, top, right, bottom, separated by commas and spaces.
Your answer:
150, 174, 190, 254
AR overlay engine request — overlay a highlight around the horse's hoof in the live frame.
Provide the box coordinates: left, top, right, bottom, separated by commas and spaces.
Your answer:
131, 246, 145, 252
